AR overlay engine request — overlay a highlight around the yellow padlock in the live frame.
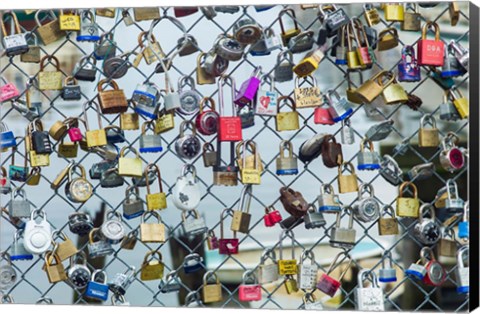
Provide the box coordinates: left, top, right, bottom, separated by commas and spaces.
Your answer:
59, 9, 81, 31
449, 87, 469, 119
145, 164, 167, 211
38, 55, 63, 91
396, 181, 420, 218
293, 48, 324, 77
384, 3, 404, 22
140, 250, 164, 281
276, 95, 300, 132
118, 146, 143, 177
278, 230, 298, 275
237, 140, 261, 185
83, 102, 107, 148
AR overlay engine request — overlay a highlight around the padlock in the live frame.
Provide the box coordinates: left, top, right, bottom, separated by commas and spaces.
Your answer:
122, 186, 144, 220
233, 18, 262, 45
140, 250, 164, 281
297, 251, 318, 290
67, 252, 91, 289
11, 230, 34, 261
325, 89, 353, 122
59, 9, 81, 31
178, 34, 200, 57
176, 76, 201, 116
253, 75, 277, 116
73, 55, 97, 82
85, 270, 109, 301
304, 204, 326, 229
24, 209, 52, 254
182, 210, 207, 236
441, 44, 465, 78
207, 230, 220, 251
118, 146, 142, 177
317, 251, 352, 297
319, 4, 350, 36
263, 206, 283, 227
144, 164, 167, 211
279, 187, 309, 218
317, 184, 341, 213
159, 270, 182, 293
284, 274, 299, 294
65, 163, 93, 203
174, 7, 199, 17
364, 3, 380, 26
234, 66, 262, 107
405, 257, 427, 280
379, 252, 397, 282
202, 142, 217, 168
398, 45, 421, 82
396, 181, 420, 218
111, 295, 130, 306
278, 230, 298, 275
458, 202, 469, 240
377, 27, 399, 51
0, 76, 20, 103
365, 119, 394, 142
217, 75, 242, 141
456, 246, 469, 294
132, 82, 161, 119
417, 21, 445, 66
214, 34, 244, 62
276, 96, 299, 132
97, 79, 128, 114
1, 11, 29, 56
9, 141, 29, 183
26, 167, 41, 186
449, 86, 469, 119
257, 249, 279, 284
314, 100, 335, 125
293, 48, 325, 77
88, 159, 116, 181
401, 3, 421, 31
238, 141, 261, 185
239, 271, 262, 302
440, 132, 465, 172
438, 229, 457, 257
351, 19, 373, 68
68, 212, 93, 236
105, 125, 126, 145
333, 25, 348, 65
355, 270, 385, 311
94, 32, 117, 60
405, 93, 423, 111
0, 122, 16, 150
444, 179, 465, 212
449, 40, 469, 71
202, 271, 223, 303
137, 31, 165, 65
29, 118, 52, 154
345, 23, 362, 70
13, 98, 41, 121
38, 55, 63, 91
203, 49, 229, 77
250, 28, 278, 56
139, 121, 162, 153
120, 230, 138, 250
219, 209, 239, 255
213, 141, 238, 187
183, 253, 204, 274
34, 10, 65, 45
288, 30, 314, 54
195, 97, 219, 136
357, 139, 381, 170
100, 210, 125, 244
96, 8, 116, 18
278, 8, 301, 46
237, 105, 255, 129
418, 115, 440, 147
413, 204, 441, 245
172, 164, 201, 211
0, 167, 11, 194
140, 212, 166, 243
109, 266, 136, 296
321, 134, 343, 168
384, 3, 404, 21
382, 73, 408, 105
352, 183, 380, 223
276, 140, 298, 175
120, 101, 140, 131
421, 247, 447, 286
8, 188, 31, 218
61, 76, 81, 101
330, 207, 356, 249
134, 7, 160, 21
345, 70, 364, 105
338, 162, 358, 193
0, 252, 17, 291
175, 121, 201, 159
355, 71, 393, 104
294, 75, 322, 109
43, 251, 67, 284
407, 162, 436, 182
196, 52, 216, 85
379, 155, 403, 186
231, 185, 252, 233
103, 51, 132, 79
274, 50, 294, 83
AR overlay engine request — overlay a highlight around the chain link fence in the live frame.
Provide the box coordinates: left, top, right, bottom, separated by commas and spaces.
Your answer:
0, 3, 471, 311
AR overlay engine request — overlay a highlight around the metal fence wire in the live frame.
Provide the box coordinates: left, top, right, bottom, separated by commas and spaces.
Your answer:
0, 3, 471, 312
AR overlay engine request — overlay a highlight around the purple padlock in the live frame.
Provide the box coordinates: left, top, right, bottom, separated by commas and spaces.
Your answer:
398, 46, 421, 82
234, 66, 262, 107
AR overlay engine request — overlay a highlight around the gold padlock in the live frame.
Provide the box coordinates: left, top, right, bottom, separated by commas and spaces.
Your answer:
118, 146, 143, 177
378, 28, 399, 51
294, 75, 322, 108
97, 79, 128, 114
396, 181, 420, 218
83, 102, 107, 148
44, 251, 67, 283
140, 250, 164, 281
276, 96, 300, 132
120, 100, 140, 130
236, 140, 264, 172
346, 70, 365, 105
140, 211, 166, 243
278, 230, 298, 275
196, 52, 216, 85
51, 231, 79, 262
355, 70, 393, 104
346, 23, 363, 70
384, 3, 404, 22
35, 10, 65, 45
138, 31, 165, 65
401, 4, 421, 31
449, 87, 469, 119
364, 4, 380, 26
96, 8, 116, 18
155, 109, 175, 134
338, 162, 359, 194
145, 164, 167, 211
38, 55, 63, 91
26, 167, 41, 186
59, 9, 81, 31
381, 73, 408, 104
231, 185, 252, 234
378, 205, 399, 236
438, 230, 457, 257
202, 271, 223, 303
284, 275, 299, 294
279, 8, 301, 46
418, 115, 440, 147
58, 138, 78, 158
29, 150, 50, 167
134, 7, 161, 21
237, 141, 261, 185
293, 48, 324, 77
449, 1, 460, 26
49, 119, 69, 142
20, 32, 41, 63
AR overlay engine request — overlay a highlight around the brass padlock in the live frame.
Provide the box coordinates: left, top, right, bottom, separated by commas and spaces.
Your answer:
44, 250, 67, 283
449, 87, 468, 119
284, 275, 299, 294
196, 52, 216, 85
384, 3, 404, 22
26, 167, 41, 186
381, 73, 408, 105
118, 146, 143, 177
438, 230, 457, 257
294, 75, 322, 108
396, 181, 420, 218
96, 8, 116, 18
83, 102, 107, 148
401, 4, 421, 31
120, 100, 140, 130
278, 8, 301, 46
355, 71, 394, 104
38, 55, 63, 91
449, 1, 460, 26
418, 115, 440, 147
97, 79, 128, 114
338, 162, 358, 193
140, 212, 166, 243
145, 164, 167, 211
276, 96, 300, 132
155, 109, 175, 134
231, 185, 252, 234
378, 28, 399, 51
202, 271, 223, 303
35, 10, 65, 45
140, 250, 164, 281
134, 7, 161, 21
57, 138, 78, 158
364, 4, 380, 26
20, 33, 41, 63
138, 31, 165, 65
378, 205, 399, 236
238, 141, 261, 185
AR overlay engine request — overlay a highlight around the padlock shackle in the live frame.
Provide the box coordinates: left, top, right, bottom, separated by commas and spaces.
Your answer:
278, 8, 299, 35
398, 181, 418, 198
82, 101, 103, 130
141, 120, 156, 135
182, 209, 201, 221
420, 246, 436, 263
239, 184, 252, 214
358, 269, 380, 288
358, 183, 374, 198
141, 211, 162, 224
421, 21, 441, 41
260, 247, 277, 263
276, 95, 296, 113
91, 269, 108, 284
179, 120, 197, 138
203, 270, 219, 284
380, 205, 397, 219
198, 96, 216, 114
326, 251, 352, 281
220, 208, 236, 239
300, 249, 315, 264
39, 55, 61, 72
242, 270, 257, 284
67, 163, 86, 183
418, 203, 435, 224
278, 229, 295, 260
420, 114, 437, 128
143, 249, 163, 264
218, 75, 237, 117
279, 140, 293, 158
456, 245, 468, 267
381, 251, 394, 268
445, 179, 459, 200
97, 78, 120, 92
69, 251, 88, 267
1, 11, 22, 36
145, 163, 163, 194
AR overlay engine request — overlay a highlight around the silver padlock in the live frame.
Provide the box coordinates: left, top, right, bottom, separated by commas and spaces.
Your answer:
407, 162, 435, 181
233, 18, 262, 45
0, 252, 17, 291
94, 32, 117, 60
159, 270, 182, 293
1, 11, 29, 57
88, 228, 114, 258
11, 230, 34, 261
330, 207, 356, 249
8, 188, 31, 218
449, 40, 469, 72
214, 34, 244, 61
183, 253, 204, 274
182, 210, 207, 236
76, 10, 100, 42
357, 139, 381, 170
274, 50, 294, 83
439, 90, 460, 122
352, 183, 380, 223
11, 99, 40, 121
108, 266, 136, 296
68, 212, 94, 236
456, 245, 469, 294
132, 82, 161, 119
73, 55, 97, 82
444, 179, 464, 212
379, 251, 397, 283
288, 30, 315, 54
276, 140, 298, 175
177, 76, 201, 116
298, 250, 318, 290
355, 270, 385, 311
139, 121, 163, 153
341, 118, 355, 145
304, 204, 326, 229
365, 119, 394, 141
257, 248, 279, 284
413, 204, 441, 245
123, 186, 144, 220
164, 84, 181, 112
317, 183, 341, 213
100, 210, 125, 244
379, 154, 403, 186
326, 89, 353, 122
203, 49, 229, 77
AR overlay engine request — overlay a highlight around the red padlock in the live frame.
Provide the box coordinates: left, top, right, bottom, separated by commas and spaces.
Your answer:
218, 76, 242, 142
238, 271, 262, 301
264, 206, 282, 227
196, 96, 219, 136
420, 247, 446, 286
314, 102, 335, 125
174, 7, 199, 17
417, 21, 444, 66
0, 77, 20, 102
316, 251, 352, 297
218, 209, 239, 255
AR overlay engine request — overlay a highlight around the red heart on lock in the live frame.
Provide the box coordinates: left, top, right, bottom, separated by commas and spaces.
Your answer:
260, 96, 270, 109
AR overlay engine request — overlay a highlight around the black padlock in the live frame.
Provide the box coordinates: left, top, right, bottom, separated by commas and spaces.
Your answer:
364, 26, 378, 50
73, 56, 97, 82
62, 76, 82, 101
30, 119, 52, 154
320, 5, 350, 37
105, 126, 126, 144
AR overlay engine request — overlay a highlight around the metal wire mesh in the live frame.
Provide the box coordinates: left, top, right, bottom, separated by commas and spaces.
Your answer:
0, 3, 470, 311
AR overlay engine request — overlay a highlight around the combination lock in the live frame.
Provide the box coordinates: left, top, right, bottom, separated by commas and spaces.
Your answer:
175, 121, 201, 159
413, 204, 441, 245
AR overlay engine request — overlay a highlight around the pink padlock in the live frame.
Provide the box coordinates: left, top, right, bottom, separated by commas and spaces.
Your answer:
234, 66, 262, 107
219, 208, 239, 255
264, 206, 282, 227
67, 118, 84, 142
0, 77, 20, 102
238, 271, 262, 302
314, 104, 335, 125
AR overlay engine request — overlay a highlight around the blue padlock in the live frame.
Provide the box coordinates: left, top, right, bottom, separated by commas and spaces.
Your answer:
379, 252, 397, 283
183, 253, 203, 274
440, 45, 466, 78
398, 46, 421, 82
0, 122, 16, 150
357, 139, 381, 171
85, 270, 109, 301
458, 201, 469, 240
10, 230, 34, 261
132, 82, 161, 119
